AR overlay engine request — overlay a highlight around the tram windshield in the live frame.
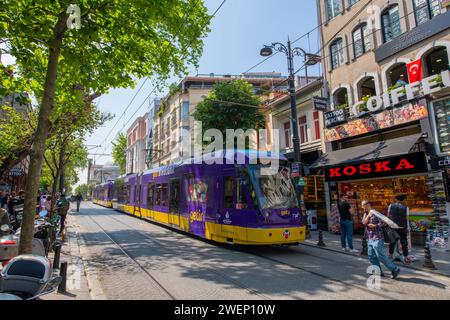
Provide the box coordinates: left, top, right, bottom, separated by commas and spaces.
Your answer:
247, 164, 298, 210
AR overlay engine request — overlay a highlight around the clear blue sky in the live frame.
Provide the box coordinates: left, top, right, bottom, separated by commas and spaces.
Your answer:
89, 0, 320, 166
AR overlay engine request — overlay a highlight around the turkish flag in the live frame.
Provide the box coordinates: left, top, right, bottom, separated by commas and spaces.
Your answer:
407, 59, 423, 83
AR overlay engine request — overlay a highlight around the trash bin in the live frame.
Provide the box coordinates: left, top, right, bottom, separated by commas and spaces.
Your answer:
307, 210, 318, 231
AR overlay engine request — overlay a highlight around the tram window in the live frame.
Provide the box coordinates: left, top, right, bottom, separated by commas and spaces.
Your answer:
224, 176, 234, 208
147, 183, 154, 208
236, 179, 248, 210
170, 180, 180, 211
161, 183, 168, 207
155, 184, 161, 206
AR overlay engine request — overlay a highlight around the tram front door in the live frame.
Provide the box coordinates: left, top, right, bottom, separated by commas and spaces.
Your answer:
169, 179, 181, 227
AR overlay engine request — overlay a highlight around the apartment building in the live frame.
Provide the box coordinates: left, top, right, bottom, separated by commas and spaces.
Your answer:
150, 73, 289, 167
313, 0, 450, 243
126, 113, 148, 174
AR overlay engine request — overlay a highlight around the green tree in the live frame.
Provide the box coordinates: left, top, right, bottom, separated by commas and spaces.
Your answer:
1, 0, 210, 254
192, 80, 265, 149
112, 132, 127, 175
74, 184, 89, 198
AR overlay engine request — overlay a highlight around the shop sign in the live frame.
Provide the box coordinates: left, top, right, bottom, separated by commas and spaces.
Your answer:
325, 108, 347, 127
325, 102, 428, 142
313, 96, 328, 112
324, 152, 428, 182
431, 155, 450, 169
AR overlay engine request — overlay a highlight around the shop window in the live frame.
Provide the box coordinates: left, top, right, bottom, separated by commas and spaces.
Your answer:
413, 0, 441, 26
381, 5, 402, 43
283, 122, 292, 149
330, 38, 345, 70
299, 115, 308, 144
333, 87, 349, 110
387, 63, 409, 89
433, 99, 450, 153
224, 176, 234, 208
325, 0, 342, 21
352, 23, 370, 58
313, 111, 321, 141
357, 76, 377, 102
424, 47, 449, 77
147, 183, 154, 208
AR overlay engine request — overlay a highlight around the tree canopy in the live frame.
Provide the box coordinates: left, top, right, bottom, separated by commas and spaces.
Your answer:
192, 79, 265, 148
112, 132, 127, 175
1, 0, 211, 254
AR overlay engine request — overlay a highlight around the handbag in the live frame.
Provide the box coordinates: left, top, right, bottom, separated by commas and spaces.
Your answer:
382, 225, 400, 243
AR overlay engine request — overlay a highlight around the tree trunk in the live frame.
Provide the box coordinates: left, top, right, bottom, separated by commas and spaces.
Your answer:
18, 14, 67, 254
58, 143, 66, 193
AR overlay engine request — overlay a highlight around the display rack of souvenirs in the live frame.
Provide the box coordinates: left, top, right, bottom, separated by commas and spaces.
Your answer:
426, 172, 450, 248
329, 203, 341, 234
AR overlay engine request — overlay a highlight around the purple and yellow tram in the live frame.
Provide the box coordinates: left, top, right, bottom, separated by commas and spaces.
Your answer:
93, 181, 113, 208
93, 151, 306, 245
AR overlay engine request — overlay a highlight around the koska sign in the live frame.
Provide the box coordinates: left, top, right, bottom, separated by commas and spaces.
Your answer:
352, 70, 450, 117
325, 153, 428, 182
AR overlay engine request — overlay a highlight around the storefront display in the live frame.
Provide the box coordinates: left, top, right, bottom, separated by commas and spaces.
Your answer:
303, 174, 327, 229
328, 176, 433, 237
433, 98, 450, 153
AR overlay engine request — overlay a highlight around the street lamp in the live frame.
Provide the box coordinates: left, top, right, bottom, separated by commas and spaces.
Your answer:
260, 39, 320, 235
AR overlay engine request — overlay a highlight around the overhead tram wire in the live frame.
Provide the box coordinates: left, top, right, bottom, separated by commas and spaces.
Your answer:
97, 0, 228, 158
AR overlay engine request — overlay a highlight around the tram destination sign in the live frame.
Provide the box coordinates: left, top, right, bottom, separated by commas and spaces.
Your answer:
325, 152, 428, 182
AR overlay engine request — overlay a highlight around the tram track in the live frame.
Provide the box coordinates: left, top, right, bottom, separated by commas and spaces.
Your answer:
92, 207, 397, 300
85, 208, 272, 300
84, 213, 177, 300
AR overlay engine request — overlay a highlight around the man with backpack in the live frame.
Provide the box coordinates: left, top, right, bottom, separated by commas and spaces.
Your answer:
388, 195, 412, 264
56, 193, 70, 234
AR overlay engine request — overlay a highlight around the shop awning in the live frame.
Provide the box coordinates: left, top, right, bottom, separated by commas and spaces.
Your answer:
310, 133, 425, 169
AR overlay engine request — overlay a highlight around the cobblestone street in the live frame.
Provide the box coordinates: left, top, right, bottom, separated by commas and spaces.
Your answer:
58, 203, 450, 300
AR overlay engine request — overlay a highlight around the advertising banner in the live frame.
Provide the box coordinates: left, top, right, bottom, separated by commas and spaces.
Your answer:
325, 102, 428, 142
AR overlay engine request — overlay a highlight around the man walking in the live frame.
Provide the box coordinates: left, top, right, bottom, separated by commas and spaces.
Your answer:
338, 194, 358, 253
75, 193, 83, 212
56, 194, 70, 235
362, 200, 401, 279
388, 195, 412, 264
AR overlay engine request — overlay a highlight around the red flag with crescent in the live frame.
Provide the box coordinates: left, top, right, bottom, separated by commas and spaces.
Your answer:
407, 59, 423, 83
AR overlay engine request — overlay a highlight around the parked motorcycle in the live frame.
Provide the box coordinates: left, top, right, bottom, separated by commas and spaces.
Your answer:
0, 255, 62, 300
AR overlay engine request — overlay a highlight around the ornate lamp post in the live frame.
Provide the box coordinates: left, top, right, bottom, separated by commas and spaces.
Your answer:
260, 39, 320, 234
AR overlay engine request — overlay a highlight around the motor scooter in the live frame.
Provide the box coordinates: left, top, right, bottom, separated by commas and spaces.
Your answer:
0, 254, 62, 300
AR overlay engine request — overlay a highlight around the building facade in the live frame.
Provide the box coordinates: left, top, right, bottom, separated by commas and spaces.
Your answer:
315, 0, 450, 244
87, 161, 121, 185
151, 73, 288, 167
266, 79, 328, 228
126, 113, 148, 174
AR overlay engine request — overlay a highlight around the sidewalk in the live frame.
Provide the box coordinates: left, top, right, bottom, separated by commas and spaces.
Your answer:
43, 215, 92, 300
302, 230, 450, 278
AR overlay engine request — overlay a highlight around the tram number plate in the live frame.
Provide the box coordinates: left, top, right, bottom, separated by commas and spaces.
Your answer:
280, 210, 289, 216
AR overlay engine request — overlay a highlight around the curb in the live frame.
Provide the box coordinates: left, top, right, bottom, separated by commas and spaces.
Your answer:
300, 241, 450, 279
70, 218, 107, 300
